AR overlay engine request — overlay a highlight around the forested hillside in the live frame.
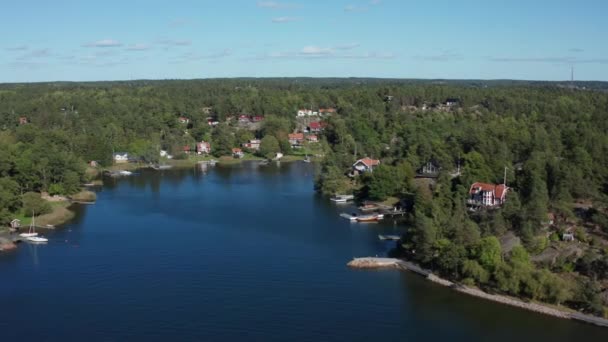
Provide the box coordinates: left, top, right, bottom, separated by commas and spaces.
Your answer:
1, 78, 608, 315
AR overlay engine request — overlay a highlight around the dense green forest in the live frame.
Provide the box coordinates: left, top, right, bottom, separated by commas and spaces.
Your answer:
1, 78, 608, 316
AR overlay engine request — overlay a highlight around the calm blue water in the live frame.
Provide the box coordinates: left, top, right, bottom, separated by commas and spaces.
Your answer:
1, 162, 607, 341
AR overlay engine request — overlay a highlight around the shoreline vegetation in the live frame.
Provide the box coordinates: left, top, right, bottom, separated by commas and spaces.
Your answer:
348, 257, 608, 328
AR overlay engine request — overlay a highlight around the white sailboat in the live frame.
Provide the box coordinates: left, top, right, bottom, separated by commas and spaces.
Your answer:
19, 212, 38, 238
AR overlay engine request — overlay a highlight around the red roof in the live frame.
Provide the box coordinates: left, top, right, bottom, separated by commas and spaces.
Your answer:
288, 133, 304, 140
469, 182, 508, 199
357, 158, 380, 168
232, 148, 242, 153
183, 145, 191, 151
309, 122, 322, 129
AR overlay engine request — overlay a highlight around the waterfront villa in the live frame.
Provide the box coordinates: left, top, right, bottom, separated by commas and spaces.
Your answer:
197, 141, 211, 154
288, 133, 305, 147
468, 182, 508, 207
352, 158, 380, 174
232, 148, 244, 158
113, 152, 129, 163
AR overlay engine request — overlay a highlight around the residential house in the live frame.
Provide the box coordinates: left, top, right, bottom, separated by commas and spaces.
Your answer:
296, 109, 318, 117
238, 115, 251, 123
197, 141, 211, 154
207, 118, 219, 126
468, 182, 508, 207
352, 158, 380, 173
308, 121, 325, 133
242, 139, 261, 151
306, 135, 318, 143
183, 145, 192, 154
232, 148, 244, 158
288, 133, 305, 147
252, 116, 264, 122
113, 152, 129, 163
444, 98, 460, 107
178, 116, 190, 124
19, 116, 28, 125
88, 160, 98, 168
416, 161, 441, 178
319, 108, 336, 116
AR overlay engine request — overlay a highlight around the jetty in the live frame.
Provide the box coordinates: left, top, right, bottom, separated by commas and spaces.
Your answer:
347, 257, 608, 329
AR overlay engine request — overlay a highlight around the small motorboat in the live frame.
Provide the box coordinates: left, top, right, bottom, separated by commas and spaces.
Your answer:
330, 194, 355, 203
356, 213, 384, 222
26, 236, 48, 243
118, 170, 133, 176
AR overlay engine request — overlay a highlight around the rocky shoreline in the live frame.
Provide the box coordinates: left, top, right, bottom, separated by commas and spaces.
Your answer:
348, 257, 608, 328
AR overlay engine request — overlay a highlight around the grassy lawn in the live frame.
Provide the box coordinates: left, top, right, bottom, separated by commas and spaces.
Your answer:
13, 201, 71, 226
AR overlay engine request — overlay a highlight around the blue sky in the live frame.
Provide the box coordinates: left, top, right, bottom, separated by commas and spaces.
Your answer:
1, 0, 607, 82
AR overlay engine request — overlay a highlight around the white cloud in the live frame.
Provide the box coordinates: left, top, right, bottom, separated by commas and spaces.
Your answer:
5, 45, 28, 51
172, 49, 232, 63
413, 50, 462, 62
169, 18, 190, 28
344, 5, 368, 12
17, 48, 52, 60
300, 45, 333, 56
334, 43, 360, 50
83, 39, 123, 48
157, 39, 192, 46
250, 46, 394, 60
126, 43, 151, 51
257, 1, 298, 9
272, 16, 298, 23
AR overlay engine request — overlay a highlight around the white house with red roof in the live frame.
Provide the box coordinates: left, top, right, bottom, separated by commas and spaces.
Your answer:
308, 121, 325, 133
468, 182, 508, 207
288, 133, 305, 147
197, 141, 211, 154
306, 135, 318, 143
232, 147, 244, 158
352, 158, 380, 173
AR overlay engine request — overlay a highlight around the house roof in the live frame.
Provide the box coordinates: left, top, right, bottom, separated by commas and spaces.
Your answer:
355, 158, 380, 168
307, 135, 318, 140
309, 122, 323, 129
319, 108, 336, 113
232, 148, 242, 153
288, 133, 304, 140
183, 145, 191, 151
469, 182, 508, 199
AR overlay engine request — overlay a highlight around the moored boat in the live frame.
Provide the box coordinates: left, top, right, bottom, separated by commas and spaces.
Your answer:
26, 236, 48, 243
330, 194, 355, 203
356, 213, 384, 222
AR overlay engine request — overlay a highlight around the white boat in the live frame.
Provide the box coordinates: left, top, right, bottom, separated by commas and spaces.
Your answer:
118, 170, 133, 175
26, 236, 48, 243
302, 155, 311, 163
356, 213, 384, 222
330, 194, 355, 203
339, 213, 359, 221
19, 212, 38, 238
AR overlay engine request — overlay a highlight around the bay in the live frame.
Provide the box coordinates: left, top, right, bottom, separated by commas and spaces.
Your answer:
1, 162, 606, 341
